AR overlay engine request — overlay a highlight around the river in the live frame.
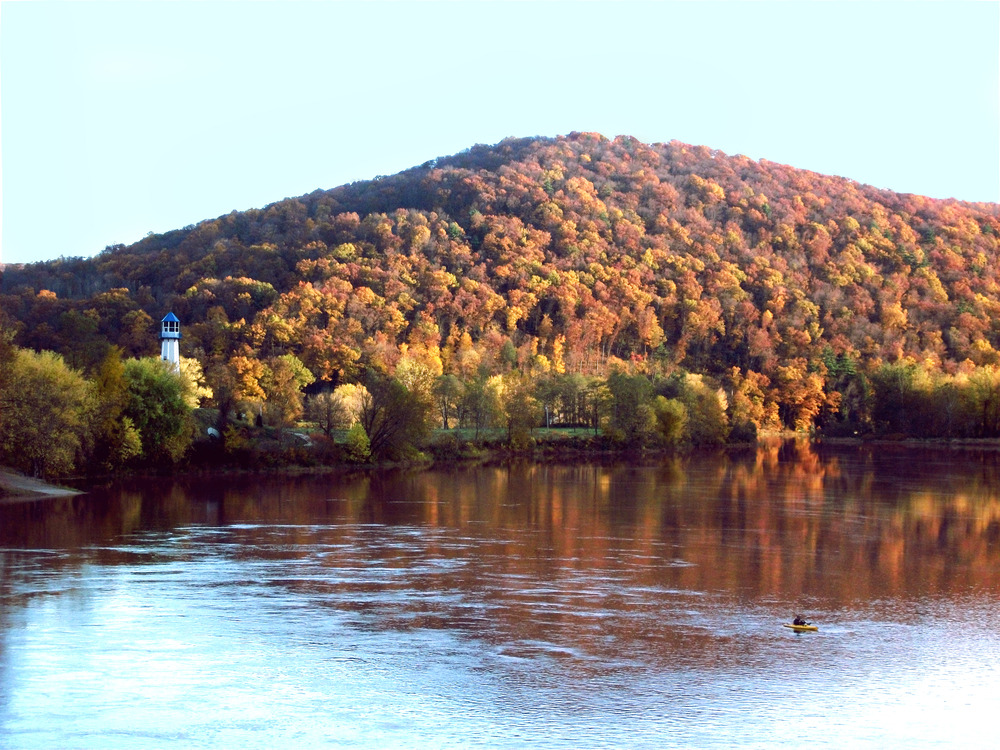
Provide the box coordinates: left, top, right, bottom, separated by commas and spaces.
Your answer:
2, 440, 999, 748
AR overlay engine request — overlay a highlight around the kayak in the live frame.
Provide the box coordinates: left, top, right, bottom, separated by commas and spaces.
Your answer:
783, 622, 818, 632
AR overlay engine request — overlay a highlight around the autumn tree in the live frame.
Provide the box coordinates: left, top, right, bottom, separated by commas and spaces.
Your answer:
773, 359, 832, 431
204, 347, 267, 433
261, 354, 315, 427
179, 357, 213, 409
727, 367, 775, 440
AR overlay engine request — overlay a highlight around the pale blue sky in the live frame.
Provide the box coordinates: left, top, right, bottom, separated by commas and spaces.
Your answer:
2, 1, 998, 265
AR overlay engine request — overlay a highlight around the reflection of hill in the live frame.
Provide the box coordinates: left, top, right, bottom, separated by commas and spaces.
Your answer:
3, 445, 1000, 651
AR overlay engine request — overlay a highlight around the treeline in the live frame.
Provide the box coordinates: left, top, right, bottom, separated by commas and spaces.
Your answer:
4, 311, 1000, 480
3, 132, 1000, 461
0, 316, 743, 478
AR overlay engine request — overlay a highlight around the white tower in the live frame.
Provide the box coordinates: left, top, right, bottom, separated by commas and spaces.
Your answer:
160, 312, 181, 371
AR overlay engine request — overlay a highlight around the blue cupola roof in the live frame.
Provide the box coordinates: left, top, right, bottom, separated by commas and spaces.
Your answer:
160, 312, 181, 340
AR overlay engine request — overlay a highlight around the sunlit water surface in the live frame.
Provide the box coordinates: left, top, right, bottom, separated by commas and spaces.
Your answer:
2, 442, 999, 748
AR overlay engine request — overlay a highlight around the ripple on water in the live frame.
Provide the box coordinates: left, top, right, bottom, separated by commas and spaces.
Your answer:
4, 460, 1000, 750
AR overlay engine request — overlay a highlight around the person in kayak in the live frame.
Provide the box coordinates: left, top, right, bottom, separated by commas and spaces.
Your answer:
792, 615, 810, 626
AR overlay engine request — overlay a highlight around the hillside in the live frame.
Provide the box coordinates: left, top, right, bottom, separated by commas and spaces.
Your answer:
3, 132, 1000, 437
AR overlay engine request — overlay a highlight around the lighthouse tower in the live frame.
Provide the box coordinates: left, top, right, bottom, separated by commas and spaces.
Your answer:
160, 312, 181, 371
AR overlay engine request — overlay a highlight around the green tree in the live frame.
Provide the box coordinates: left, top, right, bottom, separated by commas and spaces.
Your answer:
677, 374, 730, 445
58, 308, 104, 371
869, 362, 919, 435
89, 347, 142, 472
499, 339, 518, 371
0, 348, 93, 477
344, 422, 371, 462
652, 396, 687, 446
606, 370, 653, 446
582, 379, 612, 435
0, 315, 18, 413
123, 357, 194, 464
535, 372, 593, 427
553, 372, 591, 425
358, 369, 434, 460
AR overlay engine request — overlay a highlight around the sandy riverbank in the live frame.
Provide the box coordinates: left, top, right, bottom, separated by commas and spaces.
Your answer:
0, 469, 84, 502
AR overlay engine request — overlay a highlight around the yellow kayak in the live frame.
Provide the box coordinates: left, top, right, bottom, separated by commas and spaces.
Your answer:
783, 622, 818, 632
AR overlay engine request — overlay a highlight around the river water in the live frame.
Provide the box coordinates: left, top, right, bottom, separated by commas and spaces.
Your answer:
2, 441, 999, 748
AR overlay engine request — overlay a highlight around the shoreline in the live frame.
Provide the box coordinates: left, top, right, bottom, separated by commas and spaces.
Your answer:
0, 470, 85, 503
4, 436, 1000, 498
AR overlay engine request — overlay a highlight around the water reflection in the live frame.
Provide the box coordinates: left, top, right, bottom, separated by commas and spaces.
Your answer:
4, 442, 1000, 598
2, 442, 1000, 747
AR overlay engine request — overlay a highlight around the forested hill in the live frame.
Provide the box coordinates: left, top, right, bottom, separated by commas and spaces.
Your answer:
3, 132, 1000, 435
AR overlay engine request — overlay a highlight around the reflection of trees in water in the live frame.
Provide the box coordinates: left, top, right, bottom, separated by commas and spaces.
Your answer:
3, 443, 1000, 627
